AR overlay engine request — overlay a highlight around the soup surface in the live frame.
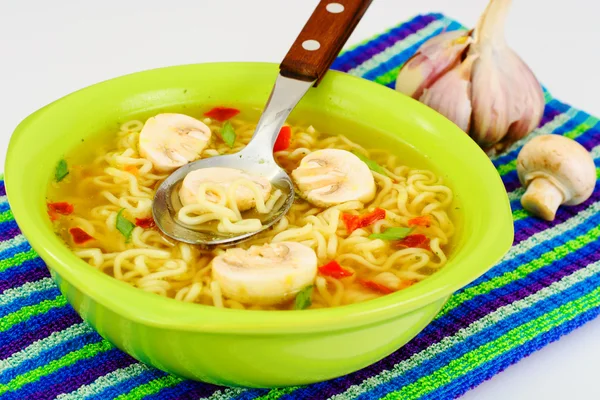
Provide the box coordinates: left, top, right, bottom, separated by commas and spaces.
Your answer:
47, 107, 455, 310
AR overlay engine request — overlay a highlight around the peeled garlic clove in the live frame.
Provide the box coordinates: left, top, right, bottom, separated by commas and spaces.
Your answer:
517, 135, 596, 221
468, 0, 544, 151
395, 30, 472, 99
419, 54, 477, 132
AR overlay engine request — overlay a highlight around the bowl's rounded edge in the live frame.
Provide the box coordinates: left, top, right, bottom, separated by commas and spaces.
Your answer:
5, 61, 514, 334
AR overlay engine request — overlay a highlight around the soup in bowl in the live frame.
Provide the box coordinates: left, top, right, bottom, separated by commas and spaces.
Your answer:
5, 62, 513, 387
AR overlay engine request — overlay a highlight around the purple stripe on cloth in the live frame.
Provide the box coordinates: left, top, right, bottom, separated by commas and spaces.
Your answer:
0, 184, 5, 197
335, 14, 437, 72
0, 226, 20, 242
513, 186, 600, 243
28, 349, 137, 400
0, 311, 80, 360
0, 263, 50, 293
144, 379, 226, 400
286, 224, 600, 400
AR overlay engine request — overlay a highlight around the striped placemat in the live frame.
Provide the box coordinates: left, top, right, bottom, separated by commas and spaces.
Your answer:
2, 12, 600, 400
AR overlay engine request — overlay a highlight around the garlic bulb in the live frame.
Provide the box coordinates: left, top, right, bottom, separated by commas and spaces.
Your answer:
395, 30, 472, 99
419, 54, 478, 132
395, 0, 544, 154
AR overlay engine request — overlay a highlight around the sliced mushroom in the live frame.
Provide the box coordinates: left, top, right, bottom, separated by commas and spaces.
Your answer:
517, 134, 596, 221
212, 242, 317, 305
139, 113, 211, 171
179, 167, 272, 211
291, 149, 376, 207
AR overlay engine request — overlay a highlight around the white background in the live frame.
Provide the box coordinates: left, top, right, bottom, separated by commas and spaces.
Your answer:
1, 1, 599, 398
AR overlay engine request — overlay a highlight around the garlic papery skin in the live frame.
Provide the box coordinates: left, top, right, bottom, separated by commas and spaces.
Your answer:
394, 0, 545, 156
395, 30, 472, 99
468, 0, 544, 152
419, 54, 477, 132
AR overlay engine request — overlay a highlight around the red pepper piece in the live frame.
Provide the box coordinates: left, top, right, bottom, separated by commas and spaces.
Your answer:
48, 202, 74, 215
318, 260, 353, 279
342, 208, 386, 233
69, 227, 94, 244
341, 213, 360, 233
273, 126, 292, 152
408, 215, 431, 227
359, 279, 394, 294
135, 217, 156, 229
204, 107, 240, 121
394, 234, 431, 250
48, 202, 74, 221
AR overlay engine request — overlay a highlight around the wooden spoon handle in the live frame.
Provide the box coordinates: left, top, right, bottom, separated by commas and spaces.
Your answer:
280, 0, 373, 86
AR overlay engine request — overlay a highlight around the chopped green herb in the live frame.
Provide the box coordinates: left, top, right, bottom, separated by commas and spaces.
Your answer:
294, 285, 313, 310
220, 121, 236, 148
351, 150, 387, 176
369, 227, 413, 241
116, 209, 135, 241
55, 159, 69, 182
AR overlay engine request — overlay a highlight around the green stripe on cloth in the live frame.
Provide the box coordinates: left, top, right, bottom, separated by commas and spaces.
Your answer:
0, 249, 38, 272
0, 322, 92, 373
115, 375, 182, 400
438, 224, 600, 317
0, 278, 56, 307
331, 259, 600, 399
0, 340, 112, 394
55, 363, 150, 400
254, 386, 300, 400
347, 18, 453, 77
0, 235, 26, 253
496, 117, 600, 176
381, 285, 600, 399
0, 210, 13, 223
490, 108, 579, 160
0, 295, 67, 332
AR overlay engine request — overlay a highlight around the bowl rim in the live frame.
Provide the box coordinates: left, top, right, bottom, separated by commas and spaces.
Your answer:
5, 61, 514, 334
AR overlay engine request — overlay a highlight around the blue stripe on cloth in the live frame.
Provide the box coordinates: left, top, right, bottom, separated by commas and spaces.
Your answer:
491, 100, 574, 167
0, 257, 48, 283
362, 23, 461, 81
143, 380, 227, 400
422, 224, 600, 336
453, 210, 600, 294
361, 21, 464, 81
0, 305, 73, 348
0, 220, 19, 234
493, 100, 589, 167
511, 181, 599, 233
0, 241, 32, 262
331, 14, 437, 70
420, 305, 600, 400
0, 286, 61, 318
286, 213, 600, 400
0, 202, 10, 214
353, 271, 600, 400
0, 331, 102, 384
2, 347, 128, 400
86, 366, 169, 400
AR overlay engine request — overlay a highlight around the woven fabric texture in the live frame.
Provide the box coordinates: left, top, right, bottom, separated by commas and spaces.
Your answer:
1, 13, 599, 400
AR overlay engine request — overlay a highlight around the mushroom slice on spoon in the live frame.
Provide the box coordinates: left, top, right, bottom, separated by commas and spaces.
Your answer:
179, 167, 272, 211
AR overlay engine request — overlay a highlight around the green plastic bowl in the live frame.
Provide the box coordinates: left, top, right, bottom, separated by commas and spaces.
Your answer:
5, 62, 513, 388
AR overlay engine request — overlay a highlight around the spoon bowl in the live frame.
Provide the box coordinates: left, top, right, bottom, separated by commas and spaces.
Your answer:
151, 0, 374, 245
152, 75, 314, 246
153, 151, 295, 246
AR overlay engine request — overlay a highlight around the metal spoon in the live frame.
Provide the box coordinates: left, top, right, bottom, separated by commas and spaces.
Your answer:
153, 0, 373, 246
